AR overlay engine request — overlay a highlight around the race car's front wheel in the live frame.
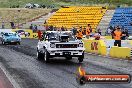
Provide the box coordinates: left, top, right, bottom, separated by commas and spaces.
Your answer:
44, 50, 50, 63
17, 42, 20, 45
37, 51, 44, 60
78, 52, 84, 63
2, 41, 5, 45
65, 56, 72, 60
78, 57, 83, 63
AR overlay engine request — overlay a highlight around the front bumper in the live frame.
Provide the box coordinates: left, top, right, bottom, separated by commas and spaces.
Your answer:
48, 50, 84, 56
4, 41, 20, 43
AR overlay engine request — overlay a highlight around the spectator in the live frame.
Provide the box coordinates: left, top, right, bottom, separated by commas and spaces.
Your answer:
121, 30, 126, 40
44, 20, 47, 24
125, 29, 129, 39
97, 28, 101, 35
111, 27, 116, 39
53, 26, 57, 31
29, 24, 33, 30
42, 30, 46, 40
79, 26, 82, 31
83, 27, 86, 35
86, 24, 91, 39
121, 29, 129, 40
45, 25, 49, 31
61, 26, 65, 31
10, 22, 15, 29
86, 24, 92, 37
2, 21, 5, 29
38, 25, 41, 30
35, 25, 38, 30
49, 25, 53, 31
109, 26, 113, 30
57, 27, 61, 31
79, 26, 83, 34
34, 25, 38, 32
106, 27, 111, 36
71, 27, 77, 35
37, 30, 42, 40
76, 29, 83, 39
65, 27, 68, 31
89, 25, 92, 33
113, 27, 122, 47
94, 31, 101, 40
32, 25, 36, 33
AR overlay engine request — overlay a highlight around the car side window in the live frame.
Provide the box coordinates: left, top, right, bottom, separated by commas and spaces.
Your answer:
4, 33, 9, 36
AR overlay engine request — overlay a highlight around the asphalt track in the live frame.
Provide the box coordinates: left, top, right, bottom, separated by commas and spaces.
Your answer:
0, 39, 132, 88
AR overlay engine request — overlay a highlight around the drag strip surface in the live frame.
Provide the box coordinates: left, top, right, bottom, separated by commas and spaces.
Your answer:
0, 39, 131, 88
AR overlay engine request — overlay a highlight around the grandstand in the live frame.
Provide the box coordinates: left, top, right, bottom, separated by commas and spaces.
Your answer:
109, 7, 132, 34
47, 6, 107, 30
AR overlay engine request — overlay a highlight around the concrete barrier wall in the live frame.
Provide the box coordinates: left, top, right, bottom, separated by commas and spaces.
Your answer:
104, 36, 112, 39
83, 39, 107, 55
109, 46, 131, 59
33, 33, 38, 39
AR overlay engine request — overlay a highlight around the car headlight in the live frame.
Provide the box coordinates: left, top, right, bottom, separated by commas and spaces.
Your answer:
78, 43, 83, 47
50, 43, 56, 48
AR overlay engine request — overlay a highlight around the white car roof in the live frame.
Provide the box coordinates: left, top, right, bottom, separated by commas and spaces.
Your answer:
46, 31, 71, 34
1, 32, 17, 35
4, 32, 16, 34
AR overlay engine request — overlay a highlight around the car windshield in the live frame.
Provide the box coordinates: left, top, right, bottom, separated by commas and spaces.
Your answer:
4, 33, 17, 36
61, 32, 76, 41
45, 32, 76, 41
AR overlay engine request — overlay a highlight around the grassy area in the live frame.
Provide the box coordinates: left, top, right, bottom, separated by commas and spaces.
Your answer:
0, 0, 131, 29
0, 0, 132, 8
0, 0, 54, 8
0, 0, 131, 8
0, 8, 51, 28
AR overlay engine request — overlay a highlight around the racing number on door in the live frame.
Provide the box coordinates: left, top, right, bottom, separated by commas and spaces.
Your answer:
91, 42, 98, 50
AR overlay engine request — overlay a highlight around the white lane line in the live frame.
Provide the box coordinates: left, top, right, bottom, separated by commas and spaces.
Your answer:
0, 62, 21, 88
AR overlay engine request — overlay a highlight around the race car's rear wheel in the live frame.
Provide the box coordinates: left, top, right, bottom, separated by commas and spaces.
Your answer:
37, 51, 44, 60
44, 50, 50, 63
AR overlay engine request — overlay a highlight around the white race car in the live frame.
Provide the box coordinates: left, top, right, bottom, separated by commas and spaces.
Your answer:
37, 31, 85, 63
